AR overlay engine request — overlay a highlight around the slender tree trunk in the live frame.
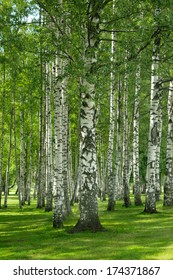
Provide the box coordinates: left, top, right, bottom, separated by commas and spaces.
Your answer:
4, 109, 13, 208
0, 66, 5, 209
155, 107, 162, 201
62, 68, 72, 216
133, 65, 143, 206
107, 18, 116, 211
26, 148, 32, 205
123, 60, 131, 207
37, 8, 46, 208
45, 63, 53, 212
144, 32, 161, 213
68, 125, 74, 205
18, 111, 26, 208
26, 112, 33, 206
100, 147, 106, 201
163, 81, 173, 206
115, 76, 123, 199
70, 117, 80, 205
52, 58, 64, 228
13, 89, 20, 203
37, 90, 46, 208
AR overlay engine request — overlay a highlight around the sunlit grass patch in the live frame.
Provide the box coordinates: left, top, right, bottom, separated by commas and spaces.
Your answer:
1, 194, 173, 259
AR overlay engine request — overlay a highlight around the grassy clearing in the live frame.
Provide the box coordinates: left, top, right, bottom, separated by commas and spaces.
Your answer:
0, 194, 173, 260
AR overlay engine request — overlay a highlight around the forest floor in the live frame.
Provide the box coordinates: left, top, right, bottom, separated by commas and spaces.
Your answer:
0, 194, 173, 260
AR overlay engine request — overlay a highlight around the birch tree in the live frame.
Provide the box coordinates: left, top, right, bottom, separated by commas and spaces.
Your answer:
37, 10, 46, 208
45, 63, 53, 212
62, 75, 72, 216
163, 81, 173, 206
133, 65, 143, 206
4, 109, 13, 208
114, 77, 123, 200
155, 107, 162, 201
52, 58, 64, 228
122, 58, 131, 207
70, 0, 104, 232
18, 110, 26, 208
107, 16, 116, 211
144, 26, 161, 213
0, 63, 5, 209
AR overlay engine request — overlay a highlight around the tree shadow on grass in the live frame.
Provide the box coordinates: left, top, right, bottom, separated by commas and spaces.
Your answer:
1, 199, 173, 260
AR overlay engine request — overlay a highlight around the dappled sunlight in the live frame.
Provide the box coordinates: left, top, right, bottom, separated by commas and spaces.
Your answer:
1, 196, 173, 259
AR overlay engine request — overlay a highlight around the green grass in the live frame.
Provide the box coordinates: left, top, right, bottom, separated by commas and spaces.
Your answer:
1, 194, 173, 260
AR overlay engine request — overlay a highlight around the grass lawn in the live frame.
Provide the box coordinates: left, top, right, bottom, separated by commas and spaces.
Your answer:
0, 194, 173, 260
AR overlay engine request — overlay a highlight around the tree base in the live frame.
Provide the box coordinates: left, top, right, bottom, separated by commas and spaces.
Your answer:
53, 221, 63, 229
45, 206, 52, 212
107, 200, 116, 211
53, 214, 64, 229
68, 218, 105, 233
123, 196, 132, 208
143, 208, 158, 214
134, 199, 143, 206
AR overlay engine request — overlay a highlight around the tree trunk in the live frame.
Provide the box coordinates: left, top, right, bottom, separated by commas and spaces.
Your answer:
62, 68, 72, 216
52, 58, 64, 228
144, 32, 161, 213
155, 107, 162, 201
37, 24, 46, 208
45, 63, 53, 212
163, 81, 173, 206
70, 1, 103, 232
123, 59, 131, 207
133, 65, 143, 206
4, 109, 13, 208
13, 89, 20, 205
18, 111, 26, 208
115, 77, 123, 200
107, 16, 116, 211
70, 117, 81, 205
0, 64, 5, 209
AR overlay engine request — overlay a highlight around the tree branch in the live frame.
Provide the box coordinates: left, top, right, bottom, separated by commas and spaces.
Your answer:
34, 0, 64, 36
155, 77, 173, 89
100, 29, 136, 33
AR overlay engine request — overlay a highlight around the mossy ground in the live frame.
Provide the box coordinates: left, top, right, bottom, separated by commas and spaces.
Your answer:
0, 194, 173, 260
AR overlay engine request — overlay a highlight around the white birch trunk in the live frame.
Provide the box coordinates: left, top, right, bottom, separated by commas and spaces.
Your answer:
144, 34, 160, 213
4, 109, 13, 208
37, 25, 46, 208
70, 120, 81, 205
70, 1, 103, 232
18, 111, 26, 208
123, 61, 131, 207
155, 107, 162, 201
133, 65, 143, 206
164, 81, 173, 206
100, 149, 106, 201
62, 71, 72, 216
107, 20, 116, 211
67, 125, 74, 205
45, 63, 53, 212
13, 95, 20, 202
26, 125, 32, 206
37, 93, 46, 208
52, 58, 64, 228
0, 69, 5, 208
115, 77, 123, 199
